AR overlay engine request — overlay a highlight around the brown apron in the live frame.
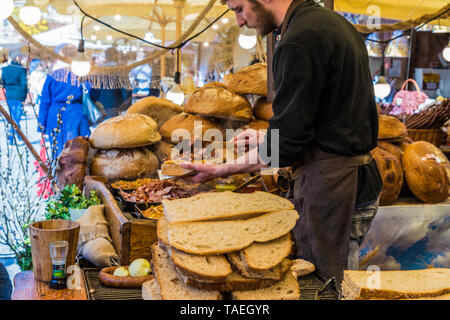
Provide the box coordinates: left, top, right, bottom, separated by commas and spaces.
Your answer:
278, 0, 373, 287
286, 148, 372, 287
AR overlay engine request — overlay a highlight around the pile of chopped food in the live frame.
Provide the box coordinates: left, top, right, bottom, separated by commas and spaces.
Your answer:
110, 178, 159, 190
141, 205, 164, 220
119, 180, 197, 203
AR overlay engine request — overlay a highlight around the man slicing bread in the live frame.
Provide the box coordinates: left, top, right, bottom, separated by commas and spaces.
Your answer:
181, 0, 383, 290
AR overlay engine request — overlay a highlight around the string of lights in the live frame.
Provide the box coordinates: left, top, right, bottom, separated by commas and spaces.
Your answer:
73, 0, 230, 51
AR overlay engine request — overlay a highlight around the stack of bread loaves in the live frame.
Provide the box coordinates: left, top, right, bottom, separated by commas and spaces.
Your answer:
156, 81, 255, 163
341, 268, 450, 300
143, 191, 314, 300
374, 114, 449, 204
89, 113, 161, 180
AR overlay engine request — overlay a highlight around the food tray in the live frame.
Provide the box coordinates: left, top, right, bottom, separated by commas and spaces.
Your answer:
83, 269, 338, 300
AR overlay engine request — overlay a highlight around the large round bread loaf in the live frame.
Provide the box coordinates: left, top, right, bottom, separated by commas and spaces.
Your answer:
154, 140, 175, 163
378, 115, 407, 140
56, 136, 90, 191
377, 141, 403, 163
90, 114, 161, 149
253, 97, 274, 120
185, 85, 253, 121
371, 147, 403, 206
126, 96, 183, 129
227, 63, 267, 96
402, 141, 450, 203
159, 113, 224, 143
91, 147, 159, 180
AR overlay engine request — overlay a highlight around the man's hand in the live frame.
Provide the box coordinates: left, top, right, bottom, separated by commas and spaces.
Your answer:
180, 162, 231, 183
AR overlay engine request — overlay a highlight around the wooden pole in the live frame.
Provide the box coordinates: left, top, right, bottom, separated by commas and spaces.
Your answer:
161, 23, 166, 79
0, 102, 48, 176
323, 0, 334, 10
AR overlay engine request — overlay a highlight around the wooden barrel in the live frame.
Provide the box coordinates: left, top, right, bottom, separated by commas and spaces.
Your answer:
29, 220, 80, 282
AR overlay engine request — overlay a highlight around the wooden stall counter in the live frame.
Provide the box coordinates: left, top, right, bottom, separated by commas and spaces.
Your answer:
12, 271, 87, 300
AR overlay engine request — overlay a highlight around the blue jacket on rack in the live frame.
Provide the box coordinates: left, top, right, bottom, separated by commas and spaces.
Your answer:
38, 68, 91, 157
0, 61, 28, 101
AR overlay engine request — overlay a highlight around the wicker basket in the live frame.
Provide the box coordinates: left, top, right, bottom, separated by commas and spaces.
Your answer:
407, 129, 447, 146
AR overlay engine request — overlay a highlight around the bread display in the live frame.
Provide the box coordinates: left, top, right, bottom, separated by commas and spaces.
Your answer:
231, 271, 300, 300
377, 141, 403, 163
159, 113, 224, 143
341, 268, 450, 300
185, 85, 253, 122
90, 147, 159, 180
126, 96, 183, 129
253, 97, 274, 120
90, 113, 161, 149
402, 141, 450, 203
150, 243, 223, 300
56, 136, 90, 190
227, 63, 268, 96
371, 147, 404, 206
149, 192, 303, 300
378, 115, 408, 140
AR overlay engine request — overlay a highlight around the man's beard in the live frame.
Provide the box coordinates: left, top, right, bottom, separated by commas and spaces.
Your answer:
250, 1, 277, 36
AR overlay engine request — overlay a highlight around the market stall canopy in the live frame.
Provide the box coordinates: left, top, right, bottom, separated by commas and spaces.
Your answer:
33, 23, 108, 49
335, 0, 450, 26
46, 0, 234, 43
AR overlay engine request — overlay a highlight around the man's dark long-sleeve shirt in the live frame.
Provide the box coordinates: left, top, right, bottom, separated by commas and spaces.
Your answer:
259, 0, 382, 206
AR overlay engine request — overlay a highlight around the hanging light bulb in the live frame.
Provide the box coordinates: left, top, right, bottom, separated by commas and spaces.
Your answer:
238, 27, 257, 50
20, 0, 41, 26
203, 41, 210, 47
443, 39, 450, 63
71, 40, 91, 77
374, 76, 391, 99
166, 50, 185, 105
0, 0, 14, 21
166, 82, 185, 105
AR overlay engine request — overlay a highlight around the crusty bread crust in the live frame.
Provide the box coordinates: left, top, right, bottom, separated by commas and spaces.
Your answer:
402, 141, 450, 203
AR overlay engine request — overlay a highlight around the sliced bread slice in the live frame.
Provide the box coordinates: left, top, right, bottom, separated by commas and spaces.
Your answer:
231, 271, 300, 300
168, 210, 299, 255
241, 233, 293, 271
343, 268, 450, 300
227, 252, 292, 280
150, 243, 222, 300
290, 259, 315, 277
176, 268, 279, 292
162, 191, 294, 223
142, 279, 162, 300
157, 216, 232, 281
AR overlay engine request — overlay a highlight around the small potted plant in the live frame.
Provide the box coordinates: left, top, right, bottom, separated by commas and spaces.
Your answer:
45, 184, 102, 221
